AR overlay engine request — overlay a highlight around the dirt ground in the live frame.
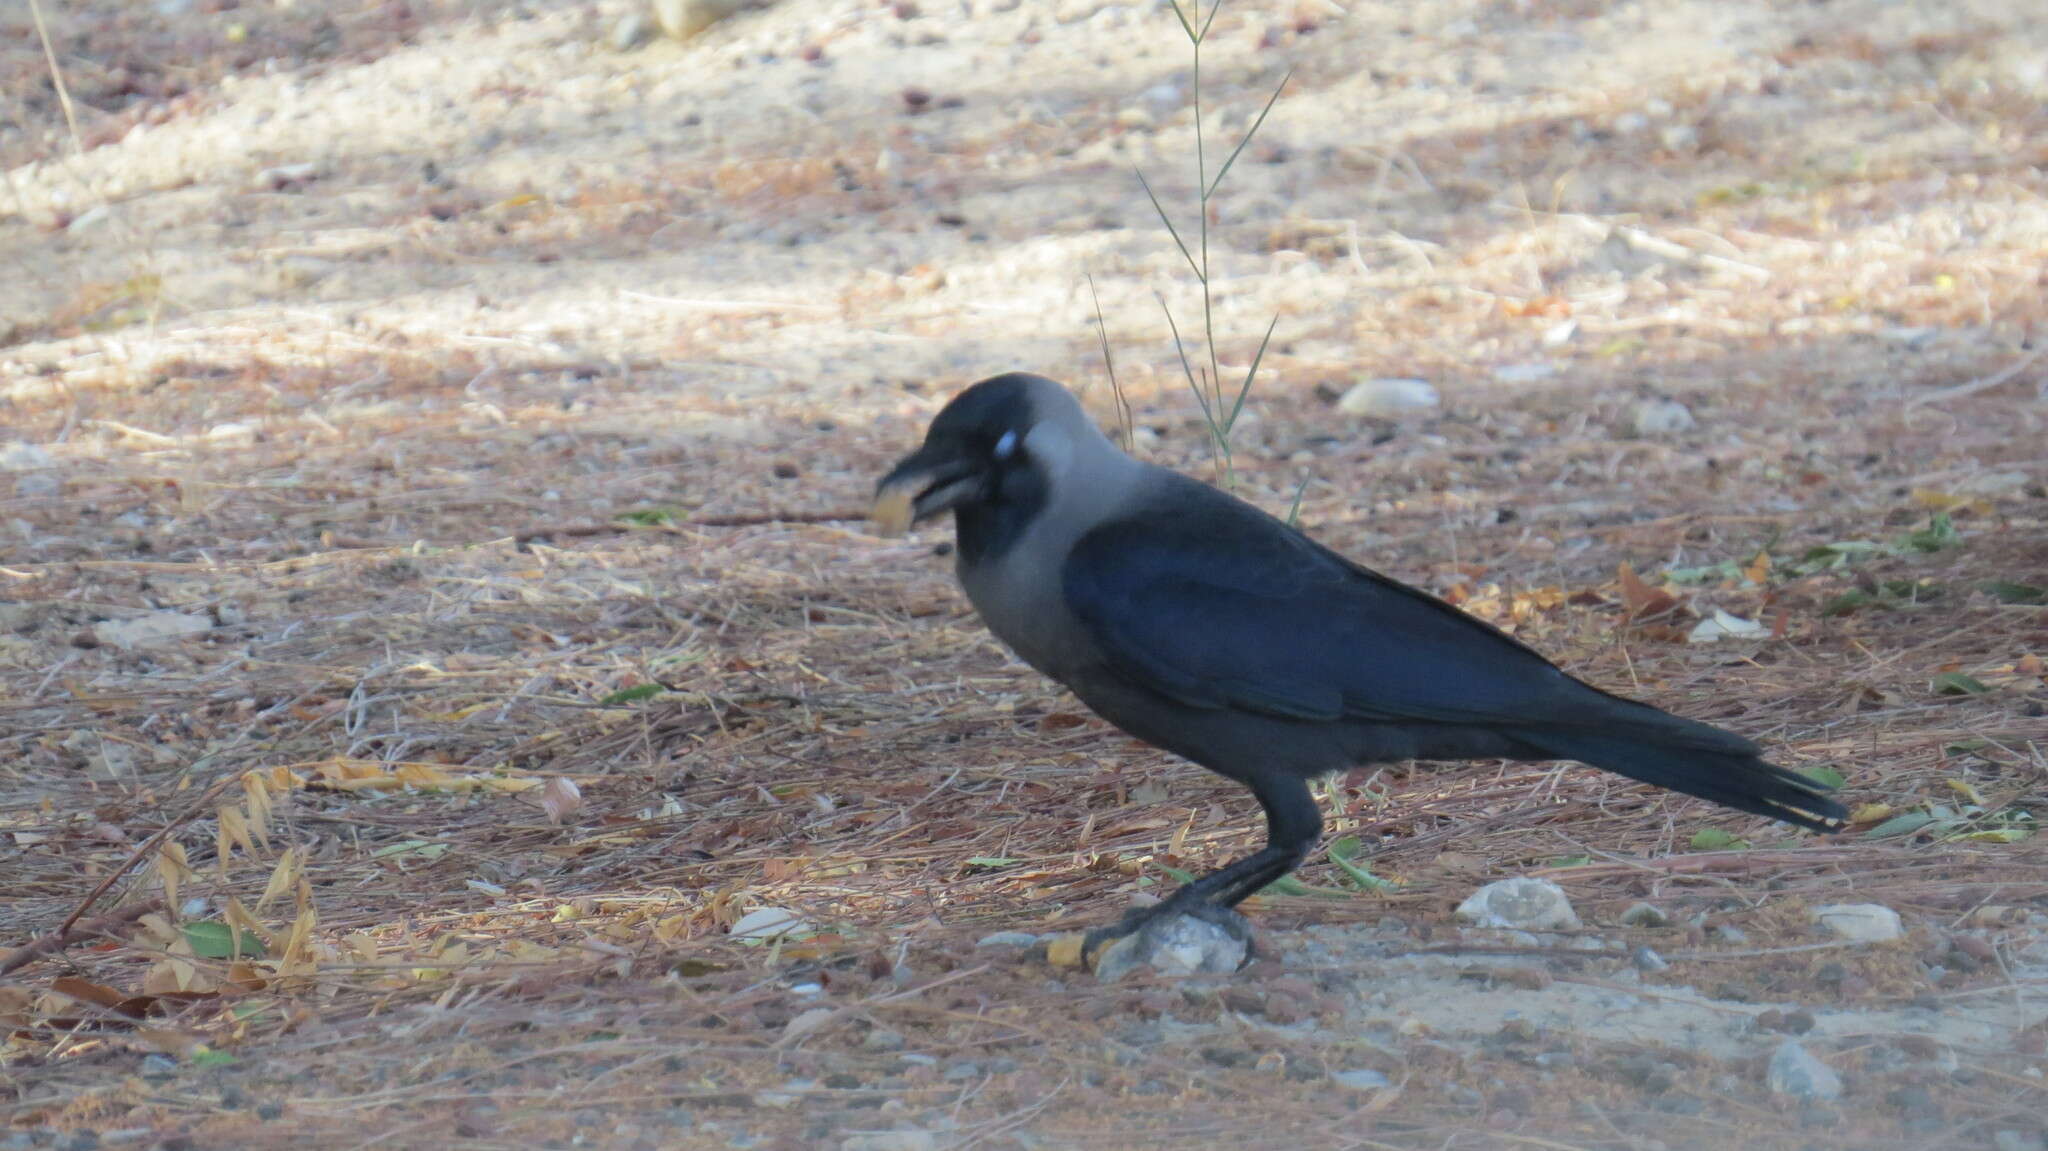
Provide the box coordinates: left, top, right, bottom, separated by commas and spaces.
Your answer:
4, 0, 2048, 1147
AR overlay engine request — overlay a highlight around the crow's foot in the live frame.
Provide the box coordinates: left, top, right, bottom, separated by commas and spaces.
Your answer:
1068, 897, 1253, 980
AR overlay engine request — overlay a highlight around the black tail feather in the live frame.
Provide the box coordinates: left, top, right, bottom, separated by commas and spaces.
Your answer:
1520, 731, 1847, 832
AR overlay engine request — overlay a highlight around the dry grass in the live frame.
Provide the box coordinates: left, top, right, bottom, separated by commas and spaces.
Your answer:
3, 0, 2048, 1148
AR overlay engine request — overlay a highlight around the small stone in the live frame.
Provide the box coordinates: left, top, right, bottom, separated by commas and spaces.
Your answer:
254, 163, 318, 192
1620, 902, 1670, 928
1632, 945, 1669, 972
92, 611, 211, 650
1331, 1069, 1391, 1091
781, 1007, 836, 1042
1815, 903, 1905, 943
729, 907, 808, 941
611, 10, 654, 50
1492, 362, 1556, 384
861, 1028, 905, 1052
1630, 399, 1697, 436
1767, 1040, 1843, 1101
840, 1134, 936, 1151
1711, 924, 1750, 944
940, 1061, 980, 1081
1092, 913, 1249, 982
1658, 123, 1699, 152
652, 0, 749, 39
754, 1079, 811, 1108
1337, 377, 1439, 417
975, 931, 1039, 949
1993, 1131, 2040, 1151
1456, 877, 1581, 931
1950, 933, 1996, 962
0, 442, 54, 471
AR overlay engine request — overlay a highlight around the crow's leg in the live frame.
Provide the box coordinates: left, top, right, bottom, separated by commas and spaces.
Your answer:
1083, 773, 1321, 962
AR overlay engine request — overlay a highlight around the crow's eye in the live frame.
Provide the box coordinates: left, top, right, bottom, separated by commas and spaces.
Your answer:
992, 429, 1020, 461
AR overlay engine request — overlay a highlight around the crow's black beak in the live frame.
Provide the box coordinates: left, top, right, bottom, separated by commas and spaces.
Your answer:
871, 442, 986, 536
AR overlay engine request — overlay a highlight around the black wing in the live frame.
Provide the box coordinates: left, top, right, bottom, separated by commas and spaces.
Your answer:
1061, 476, 1745, 751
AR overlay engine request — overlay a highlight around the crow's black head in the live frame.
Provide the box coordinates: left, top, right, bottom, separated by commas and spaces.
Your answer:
871, 373, 1103, 545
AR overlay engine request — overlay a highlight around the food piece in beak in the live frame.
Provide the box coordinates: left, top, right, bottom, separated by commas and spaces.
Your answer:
870, 481, 917, 538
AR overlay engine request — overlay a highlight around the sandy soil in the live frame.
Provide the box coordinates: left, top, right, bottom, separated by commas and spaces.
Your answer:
3, 0, 2048, 1148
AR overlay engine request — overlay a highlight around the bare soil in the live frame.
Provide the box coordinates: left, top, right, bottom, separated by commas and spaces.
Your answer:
3, 0, 2047, 1148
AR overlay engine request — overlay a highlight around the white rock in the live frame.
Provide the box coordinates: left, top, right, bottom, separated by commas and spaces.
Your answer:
781, 1007, 837, 1042
651, 0, 749, 39
1331, 1069, 1392, 1091
92, 611, 211, 650
1619, 902, 1670, 928
1815, 903, 1905, 943
841, 1133, 936, 1151
1456, 877, 1581, 931
254, 163, 318, 191
730, 906, 808, 941
1338, 378, 1439, 417
1688, 609, 1765, 644
611, 9, 655, 50
975, 931, 1039, 949
1492, 362, 1556, 384
1767, 1040, 1842, 1100
1630, 399, 1696, 435
1093, 913, 1248, 982
0, 442, 54, 471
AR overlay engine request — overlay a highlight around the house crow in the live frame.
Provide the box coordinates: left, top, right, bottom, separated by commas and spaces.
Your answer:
874, 373, 1845, 959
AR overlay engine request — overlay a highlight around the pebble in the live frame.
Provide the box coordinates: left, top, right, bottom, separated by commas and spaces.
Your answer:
1492, 362, 1557, 384
861, 1028, 905, 1052
1619, 902, 1670, 928
753, 1079, 811, 1108
781, 1007, 836, 1042
840, 1134, 936, 1151
1815, 903, 1905, 943
1630, 399, 1697, 436
1767, 1040, 1843, 1101
975, 931, 1039, 949
940, 1061, 980, 1081
1330, 1069, 1392, 1091
0, 442, 54, 471
1632, 945, 1669, 972
729, 907, 808, 941
1093, 913, 1248, 982
1337, 377, 1439, 417
92, 611, 211, 650
1456, 877, 1581, 931
652, 0, 748, 39
611, 9, 654, 50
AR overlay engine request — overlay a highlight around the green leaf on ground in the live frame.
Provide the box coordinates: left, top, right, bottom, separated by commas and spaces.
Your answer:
1800, 766, 1847, 789
1327, 836, 1399, 891
1688, 828, 1749, 851
185, 921, 266, 959
599, 683, 666, 705
1931, 672, 1990, 696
